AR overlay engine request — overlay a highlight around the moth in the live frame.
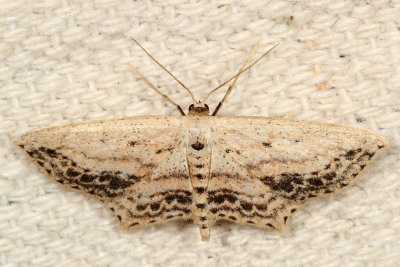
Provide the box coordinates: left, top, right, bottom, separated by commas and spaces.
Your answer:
15, 39, 387, 241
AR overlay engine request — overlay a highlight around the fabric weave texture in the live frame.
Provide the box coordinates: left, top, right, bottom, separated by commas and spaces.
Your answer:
0, 1, 399, 266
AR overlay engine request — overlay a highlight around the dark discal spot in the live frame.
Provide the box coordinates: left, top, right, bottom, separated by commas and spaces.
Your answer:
340, 183, 348, 188
377, 144, 384, 149
360, 164, 366, 170
334, 157, 340, 161
71, 185, 79, 189
195, 164, 204, 168
284, 216, 288, 223
225, 149, 231, 153
196, 203, 206, 209
195, 187, 205, 194
262, 142, 272, 147
37, 161, 44, 167
200, 216, 207, 222
228, 216, 237, 221
308, 194, 317, 198
219, 214, 225, 217
117, 215, 122, 221
110, 207, 115, 212
247, 220, 254, 224
149, 220, 156, 223
240, 201, 253, 211
325, 189, 333, 194
18, 144, 25, 149
130, 222, 139, 226
66, 168, 81, 177
308, 178, 324, 186
128, 141, 137, 147
191, 142, 204, 151
290, 208, 296, 213
311, 171, 319, 176
201, 225, 208, 229
196, 174, 204, 179
166, 215, 174, 219
150, 202, 161, 211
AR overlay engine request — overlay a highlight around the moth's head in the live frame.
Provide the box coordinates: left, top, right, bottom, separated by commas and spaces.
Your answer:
188, 101, 209, 116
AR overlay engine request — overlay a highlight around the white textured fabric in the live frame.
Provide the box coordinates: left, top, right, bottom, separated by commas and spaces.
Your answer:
1, 0, 399, 266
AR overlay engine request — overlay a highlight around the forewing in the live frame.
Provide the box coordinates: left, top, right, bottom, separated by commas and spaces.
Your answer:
208, 116, 387, 230
15, 116, 193, 229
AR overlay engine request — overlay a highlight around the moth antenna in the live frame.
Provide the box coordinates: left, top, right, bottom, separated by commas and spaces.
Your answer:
203, 43, 279, 104
128, 65, 185, 116
131, 38, 197, 104
211, 43, 259, 116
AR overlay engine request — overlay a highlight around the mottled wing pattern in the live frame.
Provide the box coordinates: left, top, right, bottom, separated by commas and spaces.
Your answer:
15, 116, 193, 230
208, 117, 387, 231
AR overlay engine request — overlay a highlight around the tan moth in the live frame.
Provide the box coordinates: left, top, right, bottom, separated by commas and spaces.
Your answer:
15, 40, 387, 241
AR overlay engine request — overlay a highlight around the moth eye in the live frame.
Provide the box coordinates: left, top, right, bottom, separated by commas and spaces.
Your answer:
189, 104, 194, 111
204, 104, 209, 111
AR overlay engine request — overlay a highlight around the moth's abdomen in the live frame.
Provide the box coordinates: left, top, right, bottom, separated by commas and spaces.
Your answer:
187, 129, 212, 241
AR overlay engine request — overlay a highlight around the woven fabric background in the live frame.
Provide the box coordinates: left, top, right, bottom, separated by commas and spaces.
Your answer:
1, 0, 399, 266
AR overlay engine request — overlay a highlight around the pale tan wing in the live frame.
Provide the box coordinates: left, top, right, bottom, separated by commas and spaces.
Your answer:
15, 116, 193, 230
207, 116, 387, 231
